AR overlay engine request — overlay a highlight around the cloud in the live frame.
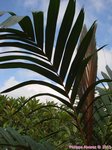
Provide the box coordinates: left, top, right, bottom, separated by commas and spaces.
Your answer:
0, 76, 67, 104
88, 0, 112, 13
1, 47, 112, 104
24, 0, 38, 7
0, 76, 19, 91
16, 70, 44, 80
98, 48, 112, 77
89, 0, 107, 12
23, 0, 49, 12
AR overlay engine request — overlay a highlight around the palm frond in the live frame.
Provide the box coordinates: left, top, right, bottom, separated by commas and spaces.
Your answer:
95, 65, 112, 144
0, 0, 98, 144
0, 127, 55, 150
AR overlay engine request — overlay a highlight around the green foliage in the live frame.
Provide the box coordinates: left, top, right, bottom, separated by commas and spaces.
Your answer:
0, 97, 56, 150
0, 0, 112, 146
0, 95, 83, 149
0, 127, 55, 150
95, 65, 112, 144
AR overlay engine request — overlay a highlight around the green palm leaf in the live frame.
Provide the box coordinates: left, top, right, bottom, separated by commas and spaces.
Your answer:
59, 8, 84, 81
0, 15, 24, 28
45, 0, 60, 60
0, 62, 61, 84
1, 80, 67, 98
0, 127, 55, 150
33, 12, 44, 49
53, 0, 76, 70
0, 0, 98, 144
95, 66, 112, 143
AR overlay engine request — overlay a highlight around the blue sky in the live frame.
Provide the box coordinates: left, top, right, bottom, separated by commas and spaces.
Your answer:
0, 0, 112, 100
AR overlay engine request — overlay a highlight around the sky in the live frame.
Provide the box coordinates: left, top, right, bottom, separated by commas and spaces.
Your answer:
0, 0, 112, 102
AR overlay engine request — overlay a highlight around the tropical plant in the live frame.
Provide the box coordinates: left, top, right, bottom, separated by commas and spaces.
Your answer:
0, 94, 112, 149
0, 127, 55, 150
0, 0, 111, 147
0, 95, 83, 149
95, 65, 112, 144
